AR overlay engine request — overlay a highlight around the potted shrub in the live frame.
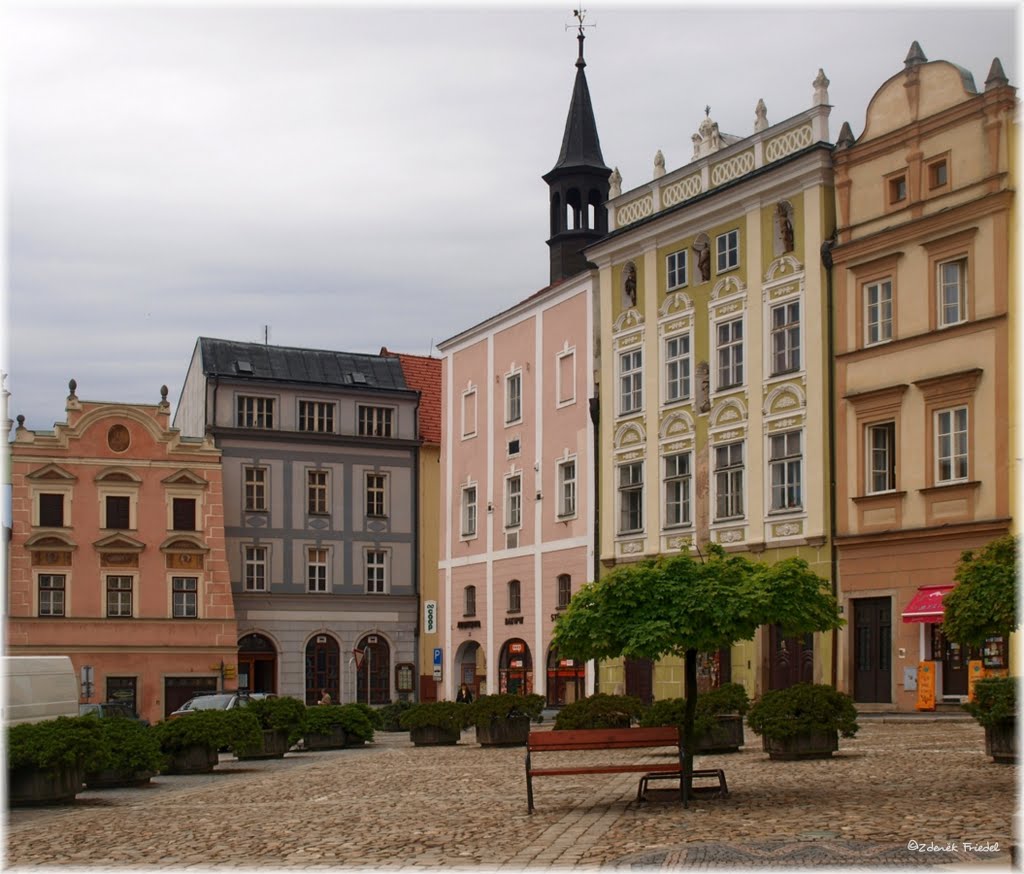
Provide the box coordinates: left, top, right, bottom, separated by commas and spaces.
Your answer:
7, 716, 104, 805
299, 704, 375, 750
746, 682, 858, 760
399, 701, 473, 746
154, 709, 261, 773
83, 716, 165, 788
238, 697, 306, 759
348, 702, 384, 732
379, 699, 414, 732
964, 677, 1017, 764
471, 693, 545, 746
552, 694, 644, 730
640, 683, 750, 753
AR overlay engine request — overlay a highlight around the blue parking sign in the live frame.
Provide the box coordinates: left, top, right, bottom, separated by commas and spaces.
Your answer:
433, 648, 442, 667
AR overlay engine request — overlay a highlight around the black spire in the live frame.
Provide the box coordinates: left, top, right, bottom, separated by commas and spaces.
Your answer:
542, 14, 611, 283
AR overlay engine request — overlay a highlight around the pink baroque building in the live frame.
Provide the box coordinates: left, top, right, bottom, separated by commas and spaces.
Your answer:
6, 381, 238, 723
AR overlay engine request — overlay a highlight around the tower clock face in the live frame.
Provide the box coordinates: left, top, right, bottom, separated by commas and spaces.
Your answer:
107, 424, 131, 452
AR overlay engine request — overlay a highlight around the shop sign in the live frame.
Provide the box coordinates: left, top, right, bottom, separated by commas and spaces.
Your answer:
916, 661, 936, 711
424, 600, 437, 634
509, 642, 525, 655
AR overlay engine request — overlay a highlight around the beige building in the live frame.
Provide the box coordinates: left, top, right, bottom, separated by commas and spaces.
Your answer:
830, 44, 1014, 710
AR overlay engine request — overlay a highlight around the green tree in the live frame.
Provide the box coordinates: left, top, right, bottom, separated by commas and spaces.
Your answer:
942, 534, 1017, 649
551, 545, 843, 800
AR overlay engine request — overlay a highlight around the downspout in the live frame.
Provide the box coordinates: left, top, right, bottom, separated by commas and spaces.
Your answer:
588, 394, 600, 694
821, 234, 839, 688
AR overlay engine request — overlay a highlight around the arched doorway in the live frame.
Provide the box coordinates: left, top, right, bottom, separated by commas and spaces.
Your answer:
546, 645, 584, 707
238, 632, 277, 694
305, 633, 340, 705
498, 639, 532, 695
356, 634, 391, 705
455, 641, 483, 699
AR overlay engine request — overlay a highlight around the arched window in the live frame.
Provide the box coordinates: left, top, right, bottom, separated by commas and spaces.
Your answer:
566, 188, 582, 231
356, 633, 391, 705
304, 633, 340, 705
498, 639, 533, 695
550, 193, 561, 237
464, 585, 476, 617
508, 579, 521, 613
238, 632, 277, 694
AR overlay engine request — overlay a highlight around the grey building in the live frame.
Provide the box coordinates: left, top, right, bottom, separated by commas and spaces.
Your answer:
175, 338, 421, 704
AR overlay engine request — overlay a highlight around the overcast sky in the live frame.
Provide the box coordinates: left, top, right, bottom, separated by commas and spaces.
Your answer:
4, 2, 1019, 431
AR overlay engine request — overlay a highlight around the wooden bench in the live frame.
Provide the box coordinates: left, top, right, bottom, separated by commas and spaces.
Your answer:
525, 726, 685, 813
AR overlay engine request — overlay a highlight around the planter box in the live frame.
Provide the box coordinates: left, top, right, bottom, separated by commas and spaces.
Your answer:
763, 729, 839, 760
8, 766, 84, 806
84, 768, 156, 789
984, 719, 1016, 764
164, 745, 219, 774
694, 714, 745, 754
410, 725, 461, 746
236, 729, 290, 760
476, 715, 531, 747
303, 726, 347, 751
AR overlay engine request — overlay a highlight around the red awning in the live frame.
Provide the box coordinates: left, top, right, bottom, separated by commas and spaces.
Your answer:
901, 585, 954, 623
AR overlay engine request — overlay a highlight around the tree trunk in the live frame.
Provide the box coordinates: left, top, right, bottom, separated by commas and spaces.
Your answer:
682, 647, 697, 807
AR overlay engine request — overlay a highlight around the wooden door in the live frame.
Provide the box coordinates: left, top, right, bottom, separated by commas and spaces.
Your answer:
768, 625, 814, 690
624, 657, 653, 705
853, 597, 892, 702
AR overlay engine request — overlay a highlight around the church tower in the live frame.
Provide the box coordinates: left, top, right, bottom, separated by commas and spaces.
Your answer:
543, 19, 610, 283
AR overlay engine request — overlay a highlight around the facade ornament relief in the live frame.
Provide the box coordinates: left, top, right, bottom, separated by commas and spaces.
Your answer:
653, 150, 666, 179
754, 98, 769, 132
620, 540, 644, 555
659, 410, 695, 440
765, 254, 804, 281
658, 292, 693, 319
772, 521, 803, 538
710, 397, 748, 429
609, 166, 622, 198
666, 535, 692, 551
612, 308, 644, 335
717, 528, 745, 544
695, 361, 711, 413
813, 68, 830, 106
614, 421, 646, 448
623, 261, 638, 308
711, 274, 746, 300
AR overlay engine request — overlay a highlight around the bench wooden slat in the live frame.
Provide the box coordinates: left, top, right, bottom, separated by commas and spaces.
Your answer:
530, 764, 681, 777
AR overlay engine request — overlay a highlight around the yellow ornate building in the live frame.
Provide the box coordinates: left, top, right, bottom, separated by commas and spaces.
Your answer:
585, 74, 837, 701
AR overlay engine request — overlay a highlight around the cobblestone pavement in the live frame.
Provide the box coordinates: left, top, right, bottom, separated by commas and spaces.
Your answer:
4, 720, 1016, 870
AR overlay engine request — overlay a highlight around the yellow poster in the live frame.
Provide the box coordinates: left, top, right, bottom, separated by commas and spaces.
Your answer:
967, 660, 985, 701
916, 661, 935, 711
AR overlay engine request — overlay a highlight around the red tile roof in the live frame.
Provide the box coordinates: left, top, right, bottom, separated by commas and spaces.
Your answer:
380, 348, 442, 445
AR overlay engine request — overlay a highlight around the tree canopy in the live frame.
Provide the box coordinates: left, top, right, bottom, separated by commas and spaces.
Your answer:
942, 534, 1018, 648
551, 545, 844, 663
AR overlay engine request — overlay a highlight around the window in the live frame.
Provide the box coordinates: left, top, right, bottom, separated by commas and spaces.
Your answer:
864, 280, 893, 345
244, 467, 267, 512
716, 229, 739, 273
462, 388, 478, 438
667, 249, 687, 289
39, 574, 65, 617
464, 585, 476, 617
770, 301, 800, 374
619, 349, 643, 415
244, 546, 268, 591
557, 459, 576, 518
461, 486, 477, 538
715, 442, 744, 520
557, 574, 572, 610
106, 576, 133, 618
506, 372, 522, 424
557, 350, 576, 406
237, 396, 274, 429
105, 495, 130, 529
929, 159, 948, 190
769, 431, 803, 511
938, 258, 967, 327
358, 406, 393, 438
172, 577, 198, 618
665, 335, 691, 403
867, 422, 897, 494
365, 473, 387, 517
38, 494, 64, 527
618, 462, 644, 534
366, 550, 387, 594
508, 579, 521, 613
664, 453, 691, 528
888, 175, 907, 204
307, 470, 328, 515
717, 318, 744, 389
298, 400, 334, 433
936, 407, 968, 483
172, 498, 196, 531
308, 547, 329, 592
506, 475, 522, 529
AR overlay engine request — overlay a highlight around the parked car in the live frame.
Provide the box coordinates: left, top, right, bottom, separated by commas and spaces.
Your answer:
168, 691, 276, 719
79, 702, 149, 725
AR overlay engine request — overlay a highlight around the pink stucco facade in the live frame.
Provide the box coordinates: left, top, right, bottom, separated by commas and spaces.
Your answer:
437, 275, 596, 703
6, 386, 238, 723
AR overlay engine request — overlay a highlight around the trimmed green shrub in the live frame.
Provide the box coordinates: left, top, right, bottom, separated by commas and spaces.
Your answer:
300, 704, 375, 744
153, 709, 262, 757
378, 699, 414, 731
640, 682, 751, 735
84, 716, 165, 778
348, 702, 384, 730
399, 701, 474, 733
746, 683, 859, 741
246, 696, 306, 735
470, 693, 545, 729
552, 694, 644, 730
8, 716, 106, 772
964, 677, 1017, 728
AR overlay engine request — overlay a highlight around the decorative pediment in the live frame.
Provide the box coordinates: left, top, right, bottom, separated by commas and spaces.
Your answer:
710, 398, 748, 429
160, 534, 209, 553
659, 411, 695, 440
711, 275, 746, 300
614, 421, 646, 450
24, 532, 77, 550
658, 292, 694, 319
93, 533, 146, 553
162, 469, 209, 489
765, 254, 804, 282
26, 464, 77, 483
95, 467, 142, 484
764, 383, 806, 416
612, 309, 644, 335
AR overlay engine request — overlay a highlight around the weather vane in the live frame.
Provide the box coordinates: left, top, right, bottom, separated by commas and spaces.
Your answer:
705, 105, 711, 117
567, 3, 595, 36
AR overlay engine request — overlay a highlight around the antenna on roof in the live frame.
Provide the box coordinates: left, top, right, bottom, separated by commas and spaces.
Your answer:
263, 325, 270, 345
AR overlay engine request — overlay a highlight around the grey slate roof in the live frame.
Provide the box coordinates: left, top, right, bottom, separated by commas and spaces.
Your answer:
197, 337, 409, 392
547, 40, 609, 175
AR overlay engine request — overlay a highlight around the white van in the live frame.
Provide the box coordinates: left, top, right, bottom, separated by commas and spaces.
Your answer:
2, 656, 79, 725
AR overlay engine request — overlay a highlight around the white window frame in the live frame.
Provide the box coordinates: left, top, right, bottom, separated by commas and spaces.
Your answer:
244, 466, 268, 512
664, 333, 691, 404
307, 547, 329, 593
556, 348, 576, 408
365, 472, 388, 517
505, 370, 523, 425
306, 469, 329, 516
716, 229, 739, 273
171, 576, 199, 618
716, 317, 744, 391
618, 461, 644, 535
505, 474, 522, 530
937, 258, 967, 328
298, 399, 335, 433
236, 395, 275, 429
507, 579, 521, 613
866, 422, 897, 495
244, 545, 268, 592
38, 573, 67, 617
557, 458, 577, 519
769, 301, 801, 375
461, 484, 478, 539
666, 248, 688, 290
357, 405, 395, 438
106, 574, 134, 618
365, 549, 388, 594
864, 279, 893, 346
557, 574, 572, 610
663, 452, 692, 529
35, 490, 70, 528
769, 430, 803, 512
935, 406, 968, 484
714, 441, 744, 521
463, 585, 477, 617
619, 348, 643, 415
461, 386, 478, 438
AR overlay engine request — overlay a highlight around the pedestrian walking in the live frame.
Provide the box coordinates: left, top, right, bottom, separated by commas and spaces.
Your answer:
456, 683, 474, 704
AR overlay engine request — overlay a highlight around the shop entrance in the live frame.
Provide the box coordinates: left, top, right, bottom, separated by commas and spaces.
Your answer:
305, 634, 340, 705
498, 639, 532, 694
546, 646, 584, 707
931, 626, 969, 697
238, 632, 277, 694
455, 641, 483, 699
853, 597, 891, 702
